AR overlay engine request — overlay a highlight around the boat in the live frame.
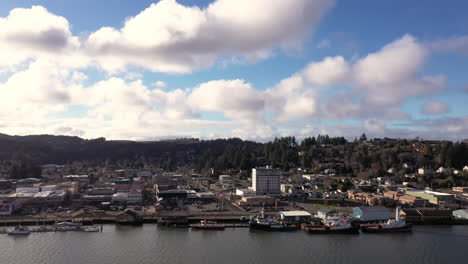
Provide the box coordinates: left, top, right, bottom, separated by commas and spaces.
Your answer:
190, 220, 225, 230
305, 214, 359, 234
249, 209, 297, 232
54, 222, 82, 231
7, 226, 31, 235
81, 225, 101, 232
361, 207, 412, 233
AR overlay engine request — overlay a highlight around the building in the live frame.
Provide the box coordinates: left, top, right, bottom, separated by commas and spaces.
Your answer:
252, 167, 281, 195
237, 196, 274, 206
401, 208, 452, 223
57, 182, 80, 194
236, 188, 256, 197
352, 206, 391, 222
280, 184, 298, 195
32, 191, 66, 204
279, 211, 312, 224
418, 168, 434, 176
219, 175, 232, 185
63, 175, 89, 186
0, 199, 19, 216
405, 190, 455, 206
316, 208, 337, 221
453, 187, 468, 193
436, 167, 452, 175
111, 191, 142, 204
384, 191, 429, 207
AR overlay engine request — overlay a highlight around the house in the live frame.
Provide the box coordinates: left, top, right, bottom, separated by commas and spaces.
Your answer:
403, 163, 413, 170
436, 167, 452, 175
418, 168, 434, 175
352, 206, 391, 222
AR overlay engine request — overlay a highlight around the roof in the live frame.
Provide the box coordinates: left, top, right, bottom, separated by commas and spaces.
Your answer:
355, 206, 389, 213
317, 208, 334, 214
280, 211, 312, 217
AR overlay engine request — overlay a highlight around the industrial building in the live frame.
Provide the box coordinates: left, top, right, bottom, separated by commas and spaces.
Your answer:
279, 211, 312, 224
252, 167, 281, 195
352, 206, 391, 222
405, 189, 455, 206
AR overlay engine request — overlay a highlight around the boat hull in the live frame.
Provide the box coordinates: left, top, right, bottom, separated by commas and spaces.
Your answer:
306, 226, 359, 234
249, 222, 297, 232
191, 225, 225, 230
361, 224, 412, 233
7, 232, 31, 235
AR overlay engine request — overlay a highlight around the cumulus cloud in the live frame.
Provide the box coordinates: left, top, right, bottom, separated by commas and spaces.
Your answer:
0, 1, 333, 74
188, 79, 264, 121
421, 100, 450, 115
0, 1, 460, 142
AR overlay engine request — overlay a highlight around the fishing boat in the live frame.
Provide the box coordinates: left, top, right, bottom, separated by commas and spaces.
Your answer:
249, 209, 297, 232
361, 207, 412, 233
305, 214, 359, 234
7, 226, 31, 235
190, 220, 225, 230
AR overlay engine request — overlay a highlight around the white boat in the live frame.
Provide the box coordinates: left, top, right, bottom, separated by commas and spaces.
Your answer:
55, 222, 82, 231
7, 226, 31, 235
305, 214, 359, 234
81, 225, 101, 232
190, 220, 225, 230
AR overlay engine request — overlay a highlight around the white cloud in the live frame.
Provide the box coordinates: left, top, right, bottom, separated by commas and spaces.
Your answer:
303, 56, 350, 85
188, 79, 264, 121
421, 100, 449, 115
153, 81, 167, 88
430, 35, 468, 55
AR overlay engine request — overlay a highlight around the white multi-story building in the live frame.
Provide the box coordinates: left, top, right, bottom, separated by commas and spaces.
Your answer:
252, 167, 281, 195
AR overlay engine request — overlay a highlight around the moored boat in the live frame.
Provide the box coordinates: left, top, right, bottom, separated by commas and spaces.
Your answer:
81, 225, 101, 232
249, 209, 297, 232
7, 226, 31, 235
305, 214, 359, 234
54, 222, 82, 231
190, 220, 225, 230
361, 207, 412, 233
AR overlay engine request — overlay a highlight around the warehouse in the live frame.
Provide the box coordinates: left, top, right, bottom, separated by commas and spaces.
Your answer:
352, 206, 391, 222
279, 211, 312, 224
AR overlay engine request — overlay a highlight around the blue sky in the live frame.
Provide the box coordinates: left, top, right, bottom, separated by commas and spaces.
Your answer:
0, 0, 467, 141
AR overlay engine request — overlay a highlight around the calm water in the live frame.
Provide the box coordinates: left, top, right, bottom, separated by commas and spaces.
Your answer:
1, 225, 467, 264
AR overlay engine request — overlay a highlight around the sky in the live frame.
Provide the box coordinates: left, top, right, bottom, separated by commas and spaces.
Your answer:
0, 0, 467, 141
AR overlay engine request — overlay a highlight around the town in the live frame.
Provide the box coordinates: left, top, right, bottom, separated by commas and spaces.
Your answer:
0, 134, 467, 234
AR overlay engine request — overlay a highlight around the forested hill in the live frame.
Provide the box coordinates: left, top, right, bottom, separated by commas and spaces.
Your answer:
1, 133, 467, 184
0, 134, 260, 168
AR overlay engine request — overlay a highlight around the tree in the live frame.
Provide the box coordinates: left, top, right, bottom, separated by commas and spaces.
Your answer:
359, 133, 367, 142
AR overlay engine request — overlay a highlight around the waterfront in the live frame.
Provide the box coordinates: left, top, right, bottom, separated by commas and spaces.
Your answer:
1, 225, 467, 264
